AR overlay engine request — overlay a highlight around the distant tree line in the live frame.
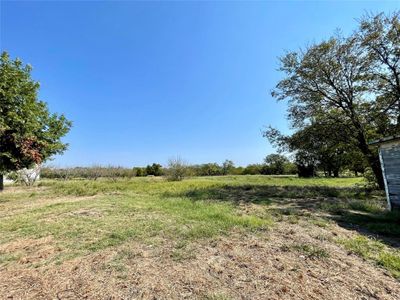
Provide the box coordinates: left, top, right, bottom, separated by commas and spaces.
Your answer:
185, 156, 296, 176
41, 155, 298, 180
41, 166, 136, 180
265, 12, 400, 188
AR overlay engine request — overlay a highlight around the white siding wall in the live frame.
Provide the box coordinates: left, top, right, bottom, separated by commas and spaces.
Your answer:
380, 141, 400, 210
3, 167, 41, 185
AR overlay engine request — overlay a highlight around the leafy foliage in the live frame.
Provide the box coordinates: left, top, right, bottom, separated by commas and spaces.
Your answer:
145, 163, 163, 176
0, 52, 71, 184
166, 157, 188, 181
41, 166, 136, 180
263, 153, 295, 175
222, 160, 235, 175
265, 12, 400, 187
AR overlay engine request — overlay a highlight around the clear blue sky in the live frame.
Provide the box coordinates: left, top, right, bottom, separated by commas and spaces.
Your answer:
1, 1, 399, 167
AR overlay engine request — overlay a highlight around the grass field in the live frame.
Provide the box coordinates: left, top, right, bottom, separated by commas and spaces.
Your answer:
1, 175, 400, 299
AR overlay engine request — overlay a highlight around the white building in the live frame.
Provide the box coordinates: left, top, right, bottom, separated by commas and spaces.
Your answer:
4, 165, 41, 185
370, 136, 400, 211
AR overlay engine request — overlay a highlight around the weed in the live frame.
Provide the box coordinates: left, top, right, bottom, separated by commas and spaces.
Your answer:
309, 218, 329, 228
292, 244, 329, 259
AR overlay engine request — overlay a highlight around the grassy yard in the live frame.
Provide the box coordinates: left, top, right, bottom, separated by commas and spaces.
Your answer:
1, 175, 400, 299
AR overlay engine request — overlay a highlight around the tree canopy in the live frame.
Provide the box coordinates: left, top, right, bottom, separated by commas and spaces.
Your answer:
145, 163, 163, 176
265, 12, 400, 188
0, 52, 71, 189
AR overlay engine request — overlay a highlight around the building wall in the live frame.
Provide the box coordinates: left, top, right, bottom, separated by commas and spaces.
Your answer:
3, 167, 41, 185
380, 141, 400, 210
3, 176, 15, 184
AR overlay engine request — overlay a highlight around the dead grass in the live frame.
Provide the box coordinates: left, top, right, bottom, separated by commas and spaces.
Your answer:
0, 176, 399, 299
1, 225, 399, 299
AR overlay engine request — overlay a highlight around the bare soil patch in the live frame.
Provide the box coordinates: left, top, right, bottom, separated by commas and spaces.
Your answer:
0, 236, 60, 267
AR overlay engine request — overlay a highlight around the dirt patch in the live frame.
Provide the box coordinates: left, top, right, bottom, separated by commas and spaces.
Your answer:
0, 195, 98, 218
1, 222, 399, 299
0, 236, 61, 267
0, 186, 49, 194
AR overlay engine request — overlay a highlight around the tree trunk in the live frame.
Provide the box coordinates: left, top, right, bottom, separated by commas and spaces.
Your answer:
0, 174, 3, 191
333, 169, 339, 178
367, 155, 385, 190
356, 133, 385, 189
347, 118, 385, 189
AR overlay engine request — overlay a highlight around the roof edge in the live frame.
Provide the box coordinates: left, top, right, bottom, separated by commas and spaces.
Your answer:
369, 135, 400, 145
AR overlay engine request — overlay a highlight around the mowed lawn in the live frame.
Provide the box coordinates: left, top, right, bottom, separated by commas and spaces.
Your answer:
1, 176, 400, 299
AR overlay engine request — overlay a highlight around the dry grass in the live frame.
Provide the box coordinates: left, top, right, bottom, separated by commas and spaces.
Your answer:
0, 176, 399, 299
1, 225, 399, 299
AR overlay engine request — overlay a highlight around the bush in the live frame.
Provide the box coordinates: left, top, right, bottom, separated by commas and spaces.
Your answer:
165, 157, 188, 181
242, 164, 263, 175
132, 167, 146, 177
145, 163, 163, 176
363, 167, 379, 189
194, 163, 223, 176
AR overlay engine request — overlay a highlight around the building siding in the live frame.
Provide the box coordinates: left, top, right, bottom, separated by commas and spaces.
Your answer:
3, 167, 41, 185
380, 142, 400, 209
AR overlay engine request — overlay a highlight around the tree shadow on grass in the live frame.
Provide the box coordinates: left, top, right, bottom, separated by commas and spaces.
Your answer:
163, 183, 400, 248
325, 207, 400, 246
165, 184, 373, 204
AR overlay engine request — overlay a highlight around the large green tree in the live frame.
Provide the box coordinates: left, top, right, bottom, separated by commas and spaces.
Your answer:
266, 12, 400, 189
358, 12, 400, 129
265, 110, 365, 177
0, 52, 71, 190
264, 154, 290, 175
145, 163, 163, 176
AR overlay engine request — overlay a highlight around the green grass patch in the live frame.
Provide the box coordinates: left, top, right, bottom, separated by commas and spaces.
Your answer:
0, 252, 20, 265
0, 176, 375, 267
38, 176, 366, 199
291, 243, 329, 259
0, 180, 273, 265
319, 198, 385, 215
339, 236, 400, 278
320, 198, 400, 237
308, 218, 330, 228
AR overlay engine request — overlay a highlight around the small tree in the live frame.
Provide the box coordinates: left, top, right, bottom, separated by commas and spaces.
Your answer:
264, 154, 289, 175
145, 163, 163, 176
0, 52, 71, 190
198, 163, 222, 176
166, 157, 188, 181
242, 164, 263, 175
222, 160, 235, 175
133, 167, 146, 177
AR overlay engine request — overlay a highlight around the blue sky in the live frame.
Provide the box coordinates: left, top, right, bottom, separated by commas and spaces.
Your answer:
1, 1, 399, 167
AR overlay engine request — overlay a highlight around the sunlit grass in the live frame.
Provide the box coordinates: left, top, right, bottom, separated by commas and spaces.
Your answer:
339, 236, 400, 279
0, 178, 276, 265
37, 175, 365, 198
0, 175, 389, 272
